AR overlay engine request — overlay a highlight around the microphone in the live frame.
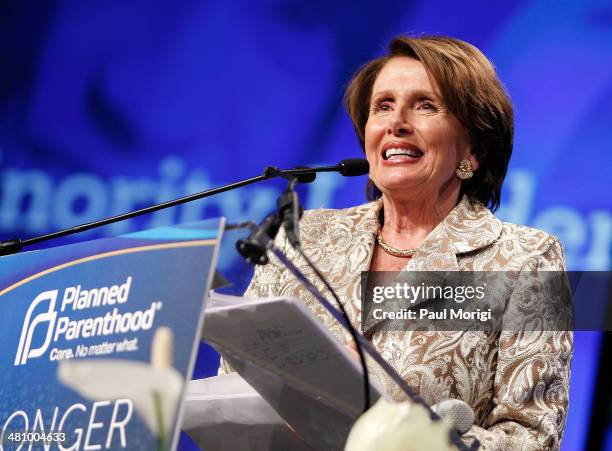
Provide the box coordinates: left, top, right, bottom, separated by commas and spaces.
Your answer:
338, 158, 370, 176
235, 213, 281, 265
431, 399, 475, 435
276, 158, 370, 249
236, 181, 303, 263
235, 158, 370, 262
278, 158, 369, 179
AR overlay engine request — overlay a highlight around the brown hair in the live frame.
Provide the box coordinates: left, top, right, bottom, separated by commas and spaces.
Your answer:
344, 35, 514, 211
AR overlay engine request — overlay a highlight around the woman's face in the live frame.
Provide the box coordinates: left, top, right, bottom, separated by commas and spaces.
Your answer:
364, 56, 477, 202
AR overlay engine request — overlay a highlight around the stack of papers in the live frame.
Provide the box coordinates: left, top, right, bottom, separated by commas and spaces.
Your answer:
183, 292, 383, 450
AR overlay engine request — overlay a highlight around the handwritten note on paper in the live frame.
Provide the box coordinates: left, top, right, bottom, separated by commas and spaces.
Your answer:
245, 324, 334, 373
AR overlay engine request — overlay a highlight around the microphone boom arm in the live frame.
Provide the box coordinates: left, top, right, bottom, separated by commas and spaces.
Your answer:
1, 158, 369, 256
0, 160, 360, 255
0, 174, 269, 255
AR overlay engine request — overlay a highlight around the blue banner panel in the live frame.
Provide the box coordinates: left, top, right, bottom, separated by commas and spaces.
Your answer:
0, 219, 222, 451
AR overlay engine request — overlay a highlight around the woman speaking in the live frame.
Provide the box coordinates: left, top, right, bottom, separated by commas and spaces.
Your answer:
220, 35, 571, 450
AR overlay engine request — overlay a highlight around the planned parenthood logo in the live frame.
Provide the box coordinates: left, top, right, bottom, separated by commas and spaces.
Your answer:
14, 290, 58, 365
13, 276, 162, 366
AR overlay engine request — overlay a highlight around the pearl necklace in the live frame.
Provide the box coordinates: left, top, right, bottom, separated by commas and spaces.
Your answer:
376, 230, 418, 258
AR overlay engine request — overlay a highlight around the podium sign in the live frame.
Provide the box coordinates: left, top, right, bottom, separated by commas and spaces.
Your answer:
0, 219, 223, 451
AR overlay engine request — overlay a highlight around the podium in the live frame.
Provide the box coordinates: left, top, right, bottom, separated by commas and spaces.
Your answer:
0, 219, 223, 451
0, 219, 440, 451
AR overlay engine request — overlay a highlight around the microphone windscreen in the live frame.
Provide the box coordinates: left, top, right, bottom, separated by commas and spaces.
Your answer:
431, 399, 475, 435
338, 158, 369, 176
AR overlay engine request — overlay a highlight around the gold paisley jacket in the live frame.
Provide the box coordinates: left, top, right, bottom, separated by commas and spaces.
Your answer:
219, 196, 572, 451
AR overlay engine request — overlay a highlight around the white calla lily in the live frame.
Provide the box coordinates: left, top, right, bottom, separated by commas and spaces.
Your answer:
345, 398, 453, 451
58, 327, 183, 450
58, 360, 183, 434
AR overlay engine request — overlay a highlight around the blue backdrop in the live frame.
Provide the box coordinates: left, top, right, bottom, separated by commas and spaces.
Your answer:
1, 1, 610, 449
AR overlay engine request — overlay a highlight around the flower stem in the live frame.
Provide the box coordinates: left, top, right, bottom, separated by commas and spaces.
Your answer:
152, 390, 167, 451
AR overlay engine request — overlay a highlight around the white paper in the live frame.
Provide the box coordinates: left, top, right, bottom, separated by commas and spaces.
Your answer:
197, 292, 383, 450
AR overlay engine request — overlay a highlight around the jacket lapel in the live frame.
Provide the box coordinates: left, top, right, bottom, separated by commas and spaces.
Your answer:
405, 196, 502, 271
